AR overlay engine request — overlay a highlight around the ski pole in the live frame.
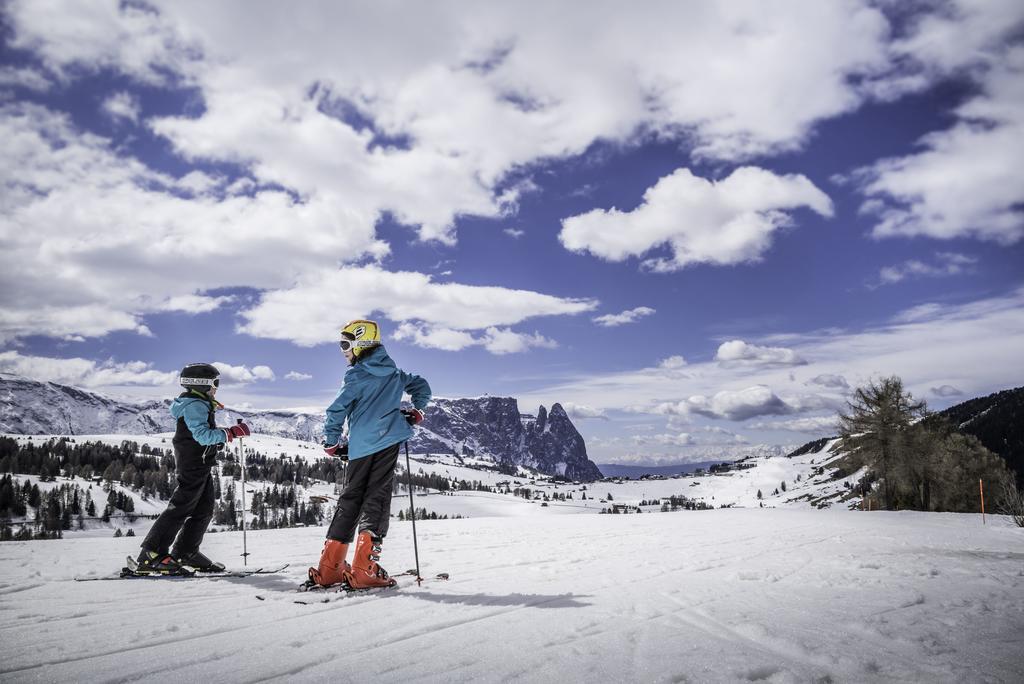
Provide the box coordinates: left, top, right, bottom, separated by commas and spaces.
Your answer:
404, 441, 422, 585
237, 418, 249, 565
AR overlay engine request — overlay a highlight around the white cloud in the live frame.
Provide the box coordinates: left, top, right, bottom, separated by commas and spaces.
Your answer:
240, 265, 595, 347
0, 102, 388, 342
4, 2, 1015, 268
392, 322, 557, 356
642, 388, 801, 422
101, 91, 140, 123
2, 0, 904, 255
806, 374, 850, 390
519, 288, 1024, 420
855, 47, 1024, 244
749, 416, 839, 434
285, 371, 313, 381
659, 355, 687, 370
886, 0, 1024, 78
697, 426, 749, 445
644, 401, 691, 418
157, 295, 234, 314
6, 0, 205, 86
561, 403, 607, 421
503, 228, 525, 239
931, 384, 963, 398
0, 65, 52, 91
0, 103, 592, 348
252, 366, 275, 381
212, 363, 276, 384
3, 0, 1021, 354
592, 306, 655, 327
0, 305, 152, 344
175, 170, 222, 196
560, 167, 833, 271
686, 386, 796, 421
632, 432, 695, 448
392, 324, 479, 352
716, 340, 806, 367
600, 442, 786, 467
0, 351, 176, 387
481, 327, 557, 355
874, 252, 978, 287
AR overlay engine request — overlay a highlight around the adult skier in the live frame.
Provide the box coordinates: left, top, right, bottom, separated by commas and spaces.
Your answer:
136, 363, 251, 574
307, 320, 431, 589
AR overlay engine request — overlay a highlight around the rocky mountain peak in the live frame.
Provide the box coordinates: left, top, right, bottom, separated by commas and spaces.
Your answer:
0, 376, 605, 481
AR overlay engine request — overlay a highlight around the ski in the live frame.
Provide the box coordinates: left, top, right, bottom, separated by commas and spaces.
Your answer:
290, 581, 398, 605
254, 570, 448, 604
75, 561, 290, 581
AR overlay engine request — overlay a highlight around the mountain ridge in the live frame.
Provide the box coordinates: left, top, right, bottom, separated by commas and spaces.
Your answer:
0, 374, 602, 481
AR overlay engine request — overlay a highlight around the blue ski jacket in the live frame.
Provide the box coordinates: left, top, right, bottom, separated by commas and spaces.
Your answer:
323, 345, 431, 460
170, 393, 227, 446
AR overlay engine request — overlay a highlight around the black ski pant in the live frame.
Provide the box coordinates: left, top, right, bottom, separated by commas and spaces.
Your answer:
142, 461, 215, 557
327, 442, 401, 542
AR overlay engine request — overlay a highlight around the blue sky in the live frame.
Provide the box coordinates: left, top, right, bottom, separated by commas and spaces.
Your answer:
1, 1, 1022, 465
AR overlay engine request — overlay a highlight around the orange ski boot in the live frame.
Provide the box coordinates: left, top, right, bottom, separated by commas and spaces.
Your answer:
307, 539, 350, 587
345, 531, 397, 589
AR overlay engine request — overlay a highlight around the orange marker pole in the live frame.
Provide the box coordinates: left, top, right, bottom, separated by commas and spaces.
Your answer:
980, 479, 986, 525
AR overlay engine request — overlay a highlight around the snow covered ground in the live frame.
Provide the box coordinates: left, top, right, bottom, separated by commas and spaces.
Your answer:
3, 433, 862, 538
1, 508, 1022, 683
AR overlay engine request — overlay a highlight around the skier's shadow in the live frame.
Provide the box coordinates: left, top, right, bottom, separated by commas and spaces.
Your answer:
402, 590, 591, 609
239, 576, 591, 609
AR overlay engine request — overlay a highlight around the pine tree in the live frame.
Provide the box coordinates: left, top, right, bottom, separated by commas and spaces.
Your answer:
836, 376, 927, 510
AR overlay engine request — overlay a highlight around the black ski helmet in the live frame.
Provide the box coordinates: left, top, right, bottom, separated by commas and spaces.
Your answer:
179, 363, 220, 392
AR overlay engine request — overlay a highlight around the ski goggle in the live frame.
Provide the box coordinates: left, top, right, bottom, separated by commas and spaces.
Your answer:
182, 377, 220, 388
339, 338, 376, 353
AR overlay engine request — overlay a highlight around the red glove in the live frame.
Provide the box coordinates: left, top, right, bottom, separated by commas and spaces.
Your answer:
224, 422, 251, 442
402, 408, 424, 425
323, 441, 349, 459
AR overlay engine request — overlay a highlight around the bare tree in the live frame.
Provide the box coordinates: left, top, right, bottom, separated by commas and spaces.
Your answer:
998, 479, 1024, 528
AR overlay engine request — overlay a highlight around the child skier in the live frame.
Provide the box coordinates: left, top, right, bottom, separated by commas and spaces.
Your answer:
136, 363, 251, 575
307, 320, 431, 589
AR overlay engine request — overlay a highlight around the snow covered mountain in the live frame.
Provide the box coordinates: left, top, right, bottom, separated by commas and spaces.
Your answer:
0, 375, 602, 481
0, 374, 171, 435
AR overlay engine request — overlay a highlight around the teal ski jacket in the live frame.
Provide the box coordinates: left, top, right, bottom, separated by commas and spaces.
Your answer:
170, 393, 226, 445
323, 345, 431, 460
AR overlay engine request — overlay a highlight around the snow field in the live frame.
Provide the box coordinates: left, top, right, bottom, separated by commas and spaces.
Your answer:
1, 508, 1022, 683
3, 433, 862, 528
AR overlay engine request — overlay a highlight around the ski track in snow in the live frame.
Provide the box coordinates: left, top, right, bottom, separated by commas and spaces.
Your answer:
0, 510, 1022, 682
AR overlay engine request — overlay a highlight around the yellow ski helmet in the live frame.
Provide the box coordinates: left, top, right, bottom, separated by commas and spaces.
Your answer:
339, 319, 381, 357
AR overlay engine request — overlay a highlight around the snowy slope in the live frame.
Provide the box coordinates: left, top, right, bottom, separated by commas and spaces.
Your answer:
0, 509, 1021, 683
1, 433, 863, 542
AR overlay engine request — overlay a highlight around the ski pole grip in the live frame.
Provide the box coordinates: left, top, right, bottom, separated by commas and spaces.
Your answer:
237, 418, 243, 425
